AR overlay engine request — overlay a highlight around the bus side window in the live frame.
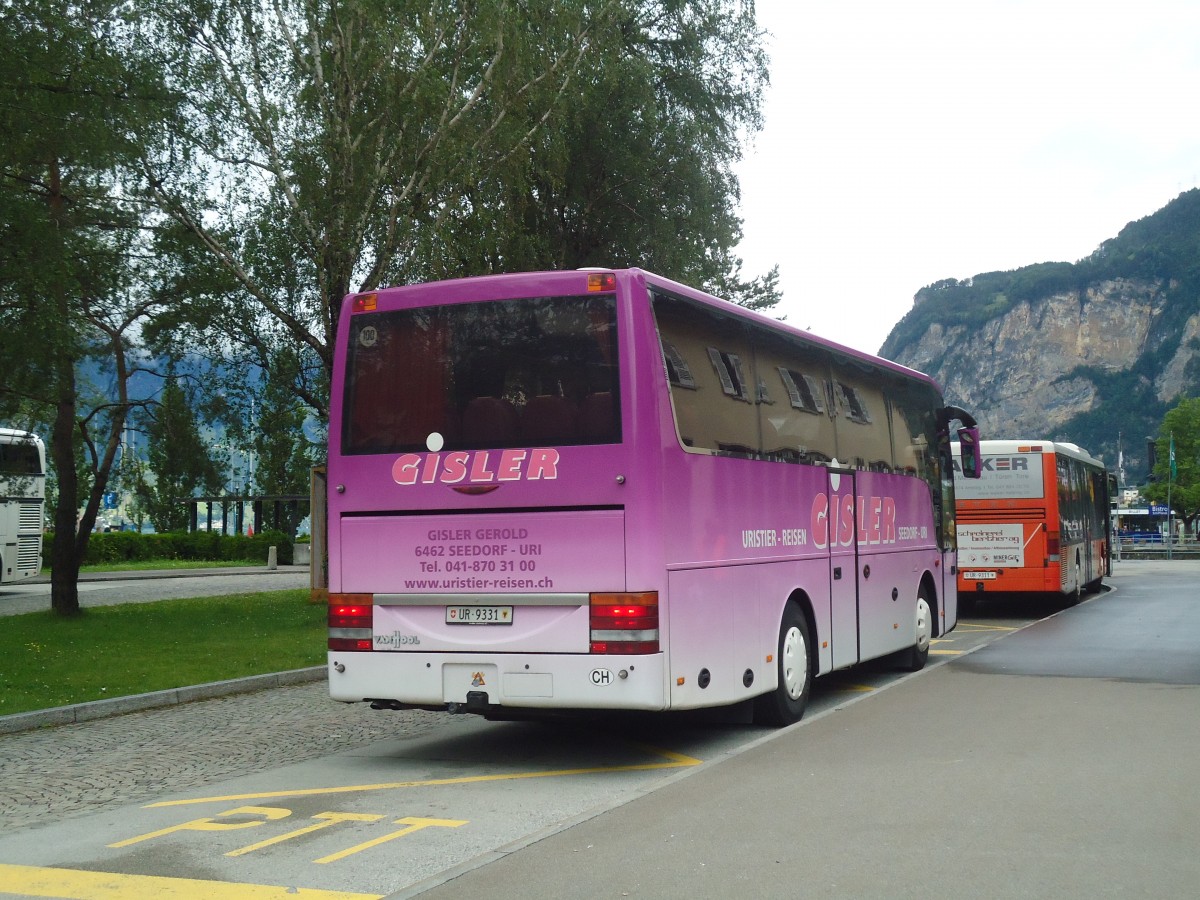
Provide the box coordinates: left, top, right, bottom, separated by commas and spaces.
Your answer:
886, 377, 941, 492
753, 328, 837, 465
652, 293, 757, 455
829, 356, 891, 473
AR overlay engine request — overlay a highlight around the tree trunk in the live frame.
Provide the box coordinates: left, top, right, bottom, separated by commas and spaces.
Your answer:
49, 380, 82, 616
47, 154, 82, 616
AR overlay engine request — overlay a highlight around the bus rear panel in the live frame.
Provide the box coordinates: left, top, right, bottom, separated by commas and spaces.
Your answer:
955, 440, 1110, 600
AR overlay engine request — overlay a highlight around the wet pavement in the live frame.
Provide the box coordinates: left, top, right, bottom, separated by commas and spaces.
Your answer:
0, 560, 1196, 898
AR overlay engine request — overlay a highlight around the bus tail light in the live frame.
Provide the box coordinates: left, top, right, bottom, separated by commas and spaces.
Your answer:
1046, 535, 1060, 563
329, 594, 374, 651
589, 592, 659, 654
586, 272, 617, 292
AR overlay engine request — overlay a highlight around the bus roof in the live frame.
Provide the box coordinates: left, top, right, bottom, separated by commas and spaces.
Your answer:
961, 439, 1106, 469
345, 268, 943, 393
633, 269, 940, 389
0, 427, 42, 444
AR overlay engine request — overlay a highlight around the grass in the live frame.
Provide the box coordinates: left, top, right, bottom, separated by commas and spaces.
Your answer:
0, 590, 325, 717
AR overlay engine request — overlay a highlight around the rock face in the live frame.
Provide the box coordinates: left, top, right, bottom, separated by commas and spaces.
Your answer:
883, 276, 1200, 477
894, 279, 1163, 430
878, 189, 1200, 478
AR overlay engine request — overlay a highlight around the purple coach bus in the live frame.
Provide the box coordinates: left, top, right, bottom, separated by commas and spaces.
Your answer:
327, 269, 980, 725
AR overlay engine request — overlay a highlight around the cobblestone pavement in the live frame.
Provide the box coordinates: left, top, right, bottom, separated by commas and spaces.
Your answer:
0, 681, 433, 835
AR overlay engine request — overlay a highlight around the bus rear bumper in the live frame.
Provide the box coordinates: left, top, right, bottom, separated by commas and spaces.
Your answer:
327, 651, 667, 712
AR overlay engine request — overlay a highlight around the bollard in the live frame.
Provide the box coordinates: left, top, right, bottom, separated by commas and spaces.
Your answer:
267, 545, 278, 570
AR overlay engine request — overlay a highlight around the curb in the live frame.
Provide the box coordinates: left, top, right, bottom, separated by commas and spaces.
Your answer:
0, 666, 327, 736
25, 565, 310, 585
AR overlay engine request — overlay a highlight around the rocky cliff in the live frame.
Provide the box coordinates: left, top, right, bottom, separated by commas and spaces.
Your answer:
879, 191, 1200, 480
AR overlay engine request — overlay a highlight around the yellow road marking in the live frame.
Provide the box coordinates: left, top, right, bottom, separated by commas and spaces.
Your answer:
954, 622, 1019, 631
931, 649, 964, 655
149, 744, 702, 809
314, 817, 468, 865
109, 806, 291, 848
227, 812, 385, 858
0, 864, 381, 900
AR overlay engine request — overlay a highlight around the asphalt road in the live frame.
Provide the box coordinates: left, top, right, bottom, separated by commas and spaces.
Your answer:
0, 560, 1195, 899
410, 558, 1200, 899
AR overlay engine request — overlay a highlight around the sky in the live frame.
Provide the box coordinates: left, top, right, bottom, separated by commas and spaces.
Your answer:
734, 0, 1200, 355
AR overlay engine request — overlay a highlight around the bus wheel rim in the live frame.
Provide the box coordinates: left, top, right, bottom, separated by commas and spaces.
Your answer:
782, 626, 807, 699
915, 597, 932, 652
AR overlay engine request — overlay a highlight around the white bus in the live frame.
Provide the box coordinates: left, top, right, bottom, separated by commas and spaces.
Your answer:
0, 428, 46, 584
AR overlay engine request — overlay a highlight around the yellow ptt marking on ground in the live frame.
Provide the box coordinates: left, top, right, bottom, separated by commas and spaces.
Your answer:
226, 812, 386, 857
314, 817, 468, 865
931, 649, 964, 655
954, 622, 1019, 631
110, 806, 291, 848
148, 745, 703, 808
0, 864, 381, 900
828, 683, 874, 693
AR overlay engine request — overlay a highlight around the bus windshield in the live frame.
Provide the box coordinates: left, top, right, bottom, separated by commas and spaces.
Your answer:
342, 293, 621, 454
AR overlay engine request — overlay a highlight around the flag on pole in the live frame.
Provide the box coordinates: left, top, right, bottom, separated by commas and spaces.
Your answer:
1169, 434, 1177, 482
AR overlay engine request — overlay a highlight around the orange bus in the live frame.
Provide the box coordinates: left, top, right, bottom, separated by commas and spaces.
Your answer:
952, 440, 1112, 605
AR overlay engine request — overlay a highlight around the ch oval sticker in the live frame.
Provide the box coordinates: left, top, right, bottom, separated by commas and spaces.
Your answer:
590, 668, 613, 686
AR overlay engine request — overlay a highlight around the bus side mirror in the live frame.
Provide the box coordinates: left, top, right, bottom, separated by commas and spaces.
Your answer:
958, 426, 982, 478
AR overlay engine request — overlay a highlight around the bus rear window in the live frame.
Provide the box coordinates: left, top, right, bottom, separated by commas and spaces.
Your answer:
0, 442, 42, 475
342, 295, 621, 454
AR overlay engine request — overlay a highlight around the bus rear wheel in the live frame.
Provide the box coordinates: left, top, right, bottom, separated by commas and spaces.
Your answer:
1062, 560, 1083, 607
898, 586, 933, 672
754, 603, 812, 727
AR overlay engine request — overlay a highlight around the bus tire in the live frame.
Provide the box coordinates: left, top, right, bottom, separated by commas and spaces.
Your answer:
898, 585, 933, 672
1063, 560, 1083, 607
754, 603, 812, 727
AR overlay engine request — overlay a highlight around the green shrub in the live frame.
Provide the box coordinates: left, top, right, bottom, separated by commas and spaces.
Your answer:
45, 530, 294, 566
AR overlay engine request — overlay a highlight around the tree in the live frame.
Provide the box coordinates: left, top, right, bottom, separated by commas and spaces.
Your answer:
139, 0, 777, 428
139, 0, 605, 421
252, 355, 318, 537
0, 0, 178, 614
134, 379, 222, 532
1145, 397, 1200, 535
452, 0, 779, 310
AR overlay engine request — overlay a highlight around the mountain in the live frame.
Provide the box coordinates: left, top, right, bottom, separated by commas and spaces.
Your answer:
879, 189, 1200, 483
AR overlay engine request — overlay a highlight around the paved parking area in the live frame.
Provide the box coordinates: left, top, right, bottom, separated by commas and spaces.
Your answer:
0, 681, 430, 835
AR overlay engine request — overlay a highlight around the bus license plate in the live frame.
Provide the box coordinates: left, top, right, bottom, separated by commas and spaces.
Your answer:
963, 571, 997, 580
446, 606, 513, 625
